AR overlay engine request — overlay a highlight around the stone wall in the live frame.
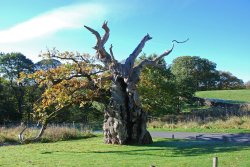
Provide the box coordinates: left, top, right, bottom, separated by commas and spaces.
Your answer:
195, 97, 250, 112
153, 98, 250, 123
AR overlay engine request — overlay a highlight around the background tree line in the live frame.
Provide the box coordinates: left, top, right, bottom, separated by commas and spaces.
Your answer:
0, 52, 247, 123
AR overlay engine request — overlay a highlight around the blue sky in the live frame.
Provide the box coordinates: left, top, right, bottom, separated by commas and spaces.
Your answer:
0, 0, 249, 82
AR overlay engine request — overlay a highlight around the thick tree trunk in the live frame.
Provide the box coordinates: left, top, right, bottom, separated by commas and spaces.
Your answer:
84, 22, 186, 145
103, 77, 153, 145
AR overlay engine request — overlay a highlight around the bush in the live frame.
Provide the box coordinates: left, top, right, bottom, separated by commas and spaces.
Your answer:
245, 81, 250, 89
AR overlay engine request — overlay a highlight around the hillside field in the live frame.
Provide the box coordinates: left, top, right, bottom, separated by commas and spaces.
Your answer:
195, 89, 250, 103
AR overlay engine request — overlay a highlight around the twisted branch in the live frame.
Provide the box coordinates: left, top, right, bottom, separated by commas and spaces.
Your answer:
130, 38, 189, 83
101, 21, 110, 46
18, 123, 47, 144
125, 34, 152, 70
84, 22, 114, 65
137, 38, 189, 68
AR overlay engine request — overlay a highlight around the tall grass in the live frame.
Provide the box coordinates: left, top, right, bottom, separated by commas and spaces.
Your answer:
148, 116, 250, 132
0, 125, 94, 144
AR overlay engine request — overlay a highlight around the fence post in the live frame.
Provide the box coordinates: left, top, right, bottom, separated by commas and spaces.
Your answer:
213, 157, 218, 167
72, 121, 75, 128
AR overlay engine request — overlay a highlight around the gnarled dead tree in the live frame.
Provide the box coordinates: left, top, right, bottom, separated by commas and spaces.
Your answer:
19, 22, 187, 145
85, 22, 187, 144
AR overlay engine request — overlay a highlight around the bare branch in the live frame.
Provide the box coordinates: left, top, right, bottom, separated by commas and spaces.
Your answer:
78, 55, 90, 63
138, 38, 189, 67
125, 34, 152, 69
109, 44, 115, 61
153, 44, 174, 62
154, 38, 189, 62
101, 21, 110, 46
84, 23, 113, 65
52, 54, 79, 63
172, 38, 189, 44
130, 38, 189, 83
84, 25, 102, 47
51, 73, 90, 85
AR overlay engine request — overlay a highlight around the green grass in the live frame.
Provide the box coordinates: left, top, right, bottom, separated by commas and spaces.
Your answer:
195, 89, 250, 103
1, 135, 250, 167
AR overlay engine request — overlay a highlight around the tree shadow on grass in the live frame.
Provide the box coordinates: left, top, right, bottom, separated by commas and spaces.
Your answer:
39, 134, 97, 143
146, 139, 250, 157
43, 139, 250, 158
0, 134, 98, 147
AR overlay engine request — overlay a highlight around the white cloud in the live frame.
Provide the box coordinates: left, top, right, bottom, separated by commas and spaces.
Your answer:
0, 3, 107, 43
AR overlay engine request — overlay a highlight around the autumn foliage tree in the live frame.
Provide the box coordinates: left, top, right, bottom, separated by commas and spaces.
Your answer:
19, 22, 187, 144
19, 52, 110, 142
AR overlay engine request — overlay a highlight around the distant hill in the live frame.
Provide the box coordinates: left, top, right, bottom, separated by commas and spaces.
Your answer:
195, 89, 250, 103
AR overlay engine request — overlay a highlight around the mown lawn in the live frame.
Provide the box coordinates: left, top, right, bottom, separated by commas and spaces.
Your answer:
1, 135, 250, 167
195, 89, 250, 103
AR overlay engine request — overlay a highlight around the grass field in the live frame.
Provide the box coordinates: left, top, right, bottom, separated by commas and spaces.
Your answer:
195, 89, 250, 103
0, 135, 250, 167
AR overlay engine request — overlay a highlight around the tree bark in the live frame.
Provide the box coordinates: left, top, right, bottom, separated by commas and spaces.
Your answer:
103, 76, 152, 144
